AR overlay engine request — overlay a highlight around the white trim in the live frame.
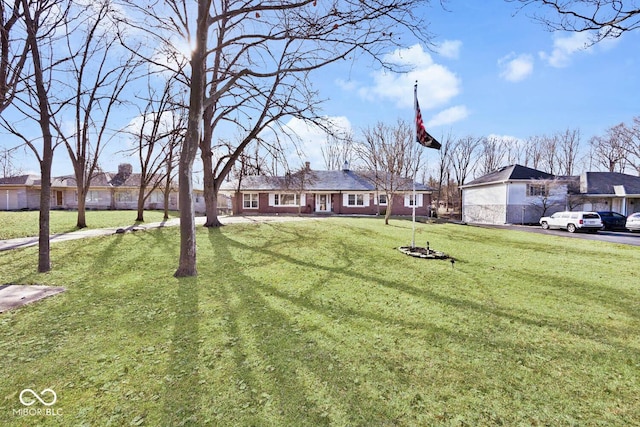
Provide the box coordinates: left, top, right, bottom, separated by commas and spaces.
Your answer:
404, 193, 423, 207
243, 193, 259, 209
344, 193, 370, 207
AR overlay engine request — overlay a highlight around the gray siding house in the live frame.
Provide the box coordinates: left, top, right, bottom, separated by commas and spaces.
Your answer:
460, 164, 640, 225
0, 163, 207, 213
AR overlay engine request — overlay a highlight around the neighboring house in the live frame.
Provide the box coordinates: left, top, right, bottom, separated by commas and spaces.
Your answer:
219, 162, 433, 216
0, 163, 208, 213
568, 171, 640, 215
460, 164, 640, 225
460, 164, 566, 225
0, 174, 41, 210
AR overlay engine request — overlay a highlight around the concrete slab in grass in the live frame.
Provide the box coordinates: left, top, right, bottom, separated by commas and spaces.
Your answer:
0, 284, 66, 313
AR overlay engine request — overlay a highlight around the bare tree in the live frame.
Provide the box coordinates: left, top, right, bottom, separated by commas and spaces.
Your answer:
230, 142, 268, 214
590, 123, 629, 172
524, 135, 545, 170
509, 0, 640, 43
125, 75, 185, 222
0, 145, 23, 177
477, 135, 508, 176
624, 116, 640, 175
527, 177, 566, 218
123, 0, 437, 276
357, 120, 422, 225
322, 131, 354, 171
283, 162, 317, 215
0, 0, 29, 113
3, 0, 72, 272
451, 135, 480, 186
433, 131, 453, 215
556, 128, 581, 176
53, 0, 141, 228
450, 135, 480, 218
540, 134, 560, 175
160, 114, 182, 220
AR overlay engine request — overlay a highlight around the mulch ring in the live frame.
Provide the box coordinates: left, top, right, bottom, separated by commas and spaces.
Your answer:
0, 284, 66, 313
397, 246, 450, 260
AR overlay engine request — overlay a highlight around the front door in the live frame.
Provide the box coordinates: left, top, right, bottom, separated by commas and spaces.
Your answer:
316, 194, 331, 213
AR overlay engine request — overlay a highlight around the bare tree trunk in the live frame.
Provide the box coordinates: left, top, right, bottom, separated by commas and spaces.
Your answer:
77, 188, 87, 228
201, 145, 222, 227
163, 194, 170, 219
174, 0, 209, 278
136, 183, 146, 222
23, 0, 55, 273
384, 195, 393, 225
38, 149, 51, 273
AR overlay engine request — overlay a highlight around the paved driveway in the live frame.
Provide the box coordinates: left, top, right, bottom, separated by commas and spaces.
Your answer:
479, 224, 640, 246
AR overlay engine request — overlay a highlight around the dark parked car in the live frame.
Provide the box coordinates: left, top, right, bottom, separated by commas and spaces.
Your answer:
597, 211, 628, 231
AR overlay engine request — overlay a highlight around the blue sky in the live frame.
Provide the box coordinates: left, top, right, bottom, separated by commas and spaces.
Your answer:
290, 0, 639, 173
3, 1, 639, 178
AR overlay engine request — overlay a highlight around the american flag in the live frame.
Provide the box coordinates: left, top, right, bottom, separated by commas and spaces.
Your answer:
415, 87, 441, 150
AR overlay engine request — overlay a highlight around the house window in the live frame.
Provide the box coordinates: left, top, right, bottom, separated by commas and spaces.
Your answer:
243, 193, 259, 209
347, 194, 364, 206
527, 184, 548, 197
149, 191, 164, 203
404, 193, 423, 207
87, 191, 100, 202
116, 191, 133, 202
378, 194, 387, 206
274, 193, 297, 206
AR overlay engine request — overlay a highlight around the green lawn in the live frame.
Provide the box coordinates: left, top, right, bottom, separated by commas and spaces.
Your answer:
0, 218, 638, 426
0, 210, 180, 240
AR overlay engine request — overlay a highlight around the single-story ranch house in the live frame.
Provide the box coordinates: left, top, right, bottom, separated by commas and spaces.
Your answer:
0, 163, 208, 213
460, 164, 640, 225
219, 162, 434, 216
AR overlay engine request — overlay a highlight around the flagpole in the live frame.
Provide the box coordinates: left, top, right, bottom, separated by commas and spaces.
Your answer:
411, 82, 418, 248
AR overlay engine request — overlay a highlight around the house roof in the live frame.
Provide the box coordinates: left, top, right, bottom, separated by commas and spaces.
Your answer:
462, 164, 554, 188
221, 169, 433, 192
54, 172, 162, 188
1, 164, 170, 190
0, 174, 39, 186
580, 172, 640, 196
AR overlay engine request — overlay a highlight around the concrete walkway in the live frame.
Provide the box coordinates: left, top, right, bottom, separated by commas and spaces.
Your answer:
0, 214, 321, 252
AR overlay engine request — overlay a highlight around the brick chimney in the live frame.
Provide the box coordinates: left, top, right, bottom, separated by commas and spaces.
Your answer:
110, 163, 133, 186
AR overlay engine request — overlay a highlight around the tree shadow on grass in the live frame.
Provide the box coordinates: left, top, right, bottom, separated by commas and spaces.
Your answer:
210, 222, 640, 356
205, 227, 390, 425
162, 278, 201, 425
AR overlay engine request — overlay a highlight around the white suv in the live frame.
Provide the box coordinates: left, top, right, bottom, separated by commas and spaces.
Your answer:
539, 211, 603, 233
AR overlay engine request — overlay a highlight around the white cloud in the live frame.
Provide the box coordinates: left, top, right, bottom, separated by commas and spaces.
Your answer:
539, 32, 592, 68
426, 105, 469, 128
359, 44, 462, 110
498, 53, 534, 82
435, 40, 462, 59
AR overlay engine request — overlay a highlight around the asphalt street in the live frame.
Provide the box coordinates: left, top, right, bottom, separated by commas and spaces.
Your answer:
476, 224, 640, 246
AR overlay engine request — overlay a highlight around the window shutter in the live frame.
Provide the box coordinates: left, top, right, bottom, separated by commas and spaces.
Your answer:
363, 194, 370, 207
268, 193, 275, 206
417, 194, 424, 207
404, 194, 410, 207
300, 194, 306, 206
343, 194, 349, 206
